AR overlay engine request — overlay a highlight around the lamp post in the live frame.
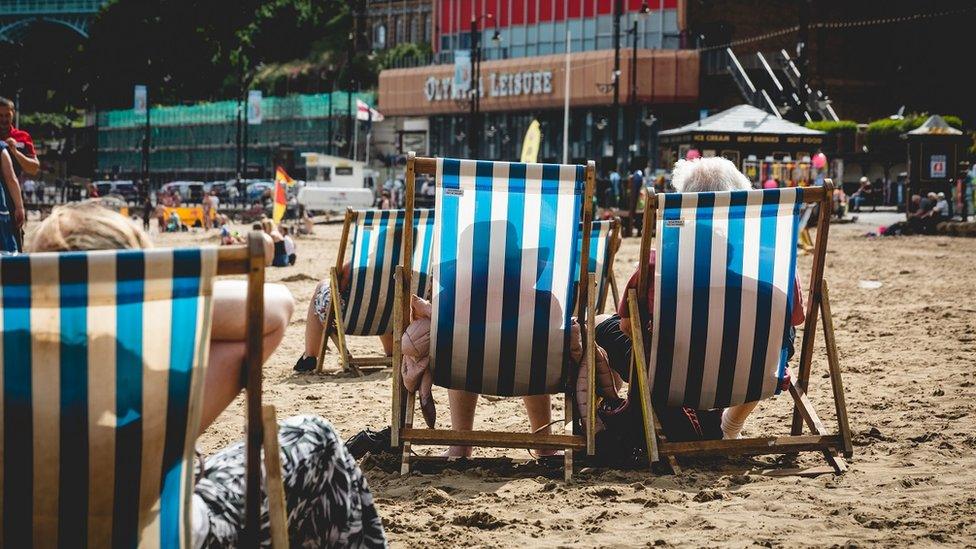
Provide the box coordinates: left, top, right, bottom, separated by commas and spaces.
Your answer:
627, 3, 651, 169
467, 14, 497, 159
610, 0, 622, 171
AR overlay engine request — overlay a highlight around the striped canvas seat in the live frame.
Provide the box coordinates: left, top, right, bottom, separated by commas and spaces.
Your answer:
648, 187, 804, 410
343, 209, 434, 336
576, 219, 618, 312
0, 248, 216, 548
430, 158, 585, 396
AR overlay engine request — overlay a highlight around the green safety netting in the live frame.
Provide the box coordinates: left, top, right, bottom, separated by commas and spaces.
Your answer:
97, 91, 375, 173
98, 92, 374, 128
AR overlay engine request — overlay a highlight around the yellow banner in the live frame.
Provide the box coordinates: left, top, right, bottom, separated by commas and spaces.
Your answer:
163, 206, 215, 228
520, 119, 541, 163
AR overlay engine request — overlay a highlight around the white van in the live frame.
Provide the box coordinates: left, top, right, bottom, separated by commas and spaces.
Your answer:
297, 153, 378, 212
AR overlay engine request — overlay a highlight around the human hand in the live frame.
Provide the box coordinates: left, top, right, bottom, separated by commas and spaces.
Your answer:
13, 205, 25, 229
4, 138, 16, 149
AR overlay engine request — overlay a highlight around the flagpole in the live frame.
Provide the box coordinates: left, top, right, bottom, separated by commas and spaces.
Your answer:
366, 103, 373, 165
353, 111, 359, 162
562, 29, 571, 164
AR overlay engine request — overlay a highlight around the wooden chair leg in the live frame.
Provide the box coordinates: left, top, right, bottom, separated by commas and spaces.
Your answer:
627, 289, 657, 470
261, 405, 290, 549
608, 268, 620, 313
821, 280, 853, 458
391, 267, 403, 446
564, 393, 574, 483
401, 390, 416, 475
329, 268, 360, 376
586, 273, 597, 456
787, 372, 847, 474
314, 308, 333, 373
652, 411, 681, 474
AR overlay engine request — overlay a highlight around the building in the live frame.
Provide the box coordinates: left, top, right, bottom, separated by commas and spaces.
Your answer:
367, 0, 433, 51
96, 91, 375, 183
379, 1, 691, 171
376, 1, 974, 176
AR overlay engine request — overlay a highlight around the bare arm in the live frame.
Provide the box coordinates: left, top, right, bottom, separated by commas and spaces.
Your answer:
7, 144, 39, 176
1, 151, 24, 228
209, 280, 294, 342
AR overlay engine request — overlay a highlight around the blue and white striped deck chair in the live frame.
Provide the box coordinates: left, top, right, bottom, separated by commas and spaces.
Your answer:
317, 208, 435, 374
393, 155, 599, 481
628, 185, 852, 474
576, 218, 621, 313
0, 237, 288, 547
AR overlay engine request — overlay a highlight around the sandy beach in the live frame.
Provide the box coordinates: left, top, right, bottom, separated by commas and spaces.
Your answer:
157, 214, 976, 547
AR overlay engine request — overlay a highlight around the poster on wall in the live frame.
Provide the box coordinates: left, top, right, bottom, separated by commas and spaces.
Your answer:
930, 154, 946, 178
133, 85, 147, 114
454, 50, 471, 93
247, 90, 263, 125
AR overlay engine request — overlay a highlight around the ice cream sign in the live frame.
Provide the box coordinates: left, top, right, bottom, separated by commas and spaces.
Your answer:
424, 70, 554, 101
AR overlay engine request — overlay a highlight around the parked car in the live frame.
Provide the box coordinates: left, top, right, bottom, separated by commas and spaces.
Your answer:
94, 180, 139, 202
204, 180, 233, 201
160, 181, 206, 202
245, 180, 274, 202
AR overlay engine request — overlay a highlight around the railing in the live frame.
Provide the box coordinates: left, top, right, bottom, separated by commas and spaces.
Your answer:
0, 0, 106, 15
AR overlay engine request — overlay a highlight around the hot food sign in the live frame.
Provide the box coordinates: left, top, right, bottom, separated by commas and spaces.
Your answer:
424, 70, 554, 101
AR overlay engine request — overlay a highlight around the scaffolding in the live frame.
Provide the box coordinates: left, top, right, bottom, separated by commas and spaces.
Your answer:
96, 91, 376, 181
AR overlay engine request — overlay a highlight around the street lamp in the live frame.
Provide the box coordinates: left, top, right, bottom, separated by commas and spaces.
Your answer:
468, 13, 494, 159
626, 3, 651, 169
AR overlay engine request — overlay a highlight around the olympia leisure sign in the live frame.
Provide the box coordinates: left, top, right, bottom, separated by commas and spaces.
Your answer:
424, 70, 554, 102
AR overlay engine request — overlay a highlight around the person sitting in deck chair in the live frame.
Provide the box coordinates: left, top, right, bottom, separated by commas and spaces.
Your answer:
596, 157, 807, 443
26, 201, 386, 547
293, 261, 395, 372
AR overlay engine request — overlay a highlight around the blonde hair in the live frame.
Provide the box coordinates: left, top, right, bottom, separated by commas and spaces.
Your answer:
29, 200, 152, 252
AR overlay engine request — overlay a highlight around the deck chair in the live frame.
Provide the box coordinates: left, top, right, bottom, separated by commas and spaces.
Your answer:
0, 233, 288, 548
580, 218, 622, 313
391, 154, 599, 481
315, 208, 435, 375
628, 183, 853, 474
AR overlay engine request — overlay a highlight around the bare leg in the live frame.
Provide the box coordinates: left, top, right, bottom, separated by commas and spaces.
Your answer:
446, 389, 478, 458
721, 401, 759, 439
379, 333, 394, 356
523, 394, 557, 456
304, 281, 327, 358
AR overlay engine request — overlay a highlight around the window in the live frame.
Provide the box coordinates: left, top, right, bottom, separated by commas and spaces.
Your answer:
373, 23, 387, 49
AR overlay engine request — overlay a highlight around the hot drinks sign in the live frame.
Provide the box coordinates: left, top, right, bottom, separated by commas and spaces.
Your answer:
424, 70, 554, 101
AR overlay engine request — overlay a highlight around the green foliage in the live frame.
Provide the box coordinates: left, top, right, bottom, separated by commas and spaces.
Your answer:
804, 120, 858, 133
376, 43, 433, 70
19, 112, 79, 129
81, 0, 352, 109
866, 114, 964, 135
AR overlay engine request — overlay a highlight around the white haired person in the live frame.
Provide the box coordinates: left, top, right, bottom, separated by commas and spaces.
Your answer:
593, 157, 806, 445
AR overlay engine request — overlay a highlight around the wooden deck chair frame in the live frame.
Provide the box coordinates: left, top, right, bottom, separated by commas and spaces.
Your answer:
628, 182, 853, 475
220, 233, 290, 547
0, 233, 287, 548
595, 217, 622, 313
391, 153, 599, 482
314, 208, 399, 375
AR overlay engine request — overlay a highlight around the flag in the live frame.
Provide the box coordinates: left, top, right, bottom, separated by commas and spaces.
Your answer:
356, 99, 384, 122
272, 166, 293, 223
275, 166, 296, 186
520, 119, 541, 163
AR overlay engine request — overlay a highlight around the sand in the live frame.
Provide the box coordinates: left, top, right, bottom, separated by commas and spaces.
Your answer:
157, 216, 975, 547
